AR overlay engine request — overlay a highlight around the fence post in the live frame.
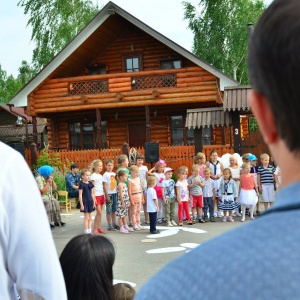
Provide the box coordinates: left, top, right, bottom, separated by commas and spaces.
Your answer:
30, 142, 37, 168
122, 142, 129, 157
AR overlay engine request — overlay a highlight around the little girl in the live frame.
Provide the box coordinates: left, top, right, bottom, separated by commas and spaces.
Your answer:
128, 165, 144, 231
148, 159, 166, 223
239, 162, 259, 222
116, 170, 133, 234
194, 152, 206, 178
207, 150, 224, 217
217, 168, 239, 222
176, 166, 193, 226
229, 155, 241, 217
90, 159, 106, 235
79, 169, 96, 234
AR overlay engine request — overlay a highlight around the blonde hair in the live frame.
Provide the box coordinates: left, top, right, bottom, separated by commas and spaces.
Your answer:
90, 159, 102, 173
114, 283, 136, 300
129, 165, 138, 173
229, 155, 238, 166
117, 154, 128, 167
260, 153, 269, 160
147, 175, 156, 187
204, 167, 211, 174
242, 153, 250, 160
191, 164, 200, 172
178, 166, 188, 174
105, 159, 114, 166
194, 152, 206, 164
115, 170, 127, 182
242, 162, 251, 170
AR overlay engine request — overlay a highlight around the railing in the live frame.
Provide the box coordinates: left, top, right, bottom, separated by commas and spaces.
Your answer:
131, 74, 176, 90
26, 144, 234, 173
69, 79, 109, 95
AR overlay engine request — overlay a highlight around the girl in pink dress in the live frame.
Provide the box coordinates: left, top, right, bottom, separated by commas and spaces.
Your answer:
239, 162, 259, 222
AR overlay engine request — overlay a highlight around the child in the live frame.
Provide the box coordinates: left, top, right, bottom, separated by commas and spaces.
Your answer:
194, 152, 206, 178
90, 159, 106, 235
79, 169, 96, 234
128, 165, 144, 231
103, 159, 119, 231
117, 154, 131, 225
114, 283, 136, 300
162, 167, 177, 227
147, 176, 160, 234
239, 162, 259, 222
229, 154, 241, 217
207, 149, 224, 217
176, 166, 193, 226
202, 167, 216, 222
257, 153, 275, 211
217, 168, 239, 222
148, 159, 166, 223
248, 154, 260, 215
136, 153, 149, 224
116, 170, 133, 234
187, 165, 205, 223
274, 165, 282, 193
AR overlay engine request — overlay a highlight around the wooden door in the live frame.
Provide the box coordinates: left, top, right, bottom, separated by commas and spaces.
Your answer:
128, 122, 146, 148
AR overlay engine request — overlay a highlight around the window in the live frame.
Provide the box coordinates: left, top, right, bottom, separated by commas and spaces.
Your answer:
171, 116, 194, 146
123, 55, 142, 72
87, 64, 107, 75
69, 121, 107, 150
161, 59, 182, 69
202, 127, 212, 145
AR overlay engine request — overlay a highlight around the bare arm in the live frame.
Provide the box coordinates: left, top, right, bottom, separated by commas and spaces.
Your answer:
128, 180, 134, 206
176, 186, 181, 204
118, 184, 125, 208
79, 189, 84, 210
147, 167, 156, 176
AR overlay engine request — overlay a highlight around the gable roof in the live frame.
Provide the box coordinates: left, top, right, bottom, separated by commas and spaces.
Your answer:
0, 103, 32, 122
9, 1, 239, 108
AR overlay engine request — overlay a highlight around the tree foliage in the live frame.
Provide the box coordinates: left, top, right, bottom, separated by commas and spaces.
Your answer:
183, 0, 265, 84
18, 0, 98, 71
0, 61, 35, 103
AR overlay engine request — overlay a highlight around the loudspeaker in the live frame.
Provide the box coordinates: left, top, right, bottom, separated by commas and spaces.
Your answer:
9, 142, 25, 157
145, 142, 159, 163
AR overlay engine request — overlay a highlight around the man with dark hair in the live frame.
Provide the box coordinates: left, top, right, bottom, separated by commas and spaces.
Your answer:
65, 163, 80, 207
136, 1, 300, 298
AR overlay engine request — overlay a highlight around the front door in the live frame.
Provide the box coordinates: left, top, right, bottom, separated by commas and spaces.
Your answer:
128, 122, 146, 148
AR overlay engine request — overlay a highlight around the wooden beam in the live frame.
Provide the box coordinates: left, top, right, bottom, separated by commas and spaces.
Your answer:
96, 108, 102, 149
145, 105, 150, 142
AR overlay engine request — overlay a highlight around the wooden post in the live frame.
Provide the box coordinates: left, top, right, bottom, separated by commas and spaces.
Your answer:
96, 108, 102, 149
122, 142, 129, 157
221, 126, 225, 145
145, 105, 151, 142
30, 142, 37, 168
194, 128, 203, 154
232, 111, 242, 153
32, 116, 37, 147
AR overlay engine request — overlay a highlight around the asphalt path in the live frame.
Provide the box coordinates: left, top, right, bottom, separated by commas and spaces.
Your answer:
52, 204, 264, 292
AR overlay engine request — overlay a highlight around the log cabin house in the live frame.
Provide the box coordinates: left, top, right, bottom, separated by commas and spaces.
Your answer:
9, 1, 241, 153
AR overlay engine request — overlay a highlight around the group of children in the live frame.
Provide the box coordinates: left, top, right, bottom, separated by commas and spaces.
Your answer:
77, 150, 280, 235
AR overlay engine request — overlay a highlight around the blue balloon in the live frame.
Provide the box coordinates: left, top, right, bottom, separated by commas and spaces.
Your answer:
38, 165, 54, 178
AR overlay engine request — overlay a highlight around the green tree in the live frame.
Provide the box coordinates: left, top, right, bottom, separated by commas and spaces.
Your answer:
183, 0, 265, 84
18, 0, 99, 71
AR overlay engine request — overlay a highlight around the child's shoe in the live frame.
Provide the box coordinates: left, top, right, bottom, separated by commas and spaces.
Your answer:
192, 217, 197, 223
124, 224, 134, 232
167, 221, 173, 227
157, 218, 162, 224
120, 226, 129, 234
199, 218, 205, 223
107, 226, 116, 231
171, 220, 177, 226
250, 217, 255, 220
228, 216, 234, 222
222, 216, 227, 222
138, 225, 145, 230
98, 227, 107, 234
179, 221, 183, 226
256, 210, 261, 215
240, 218, 245, 222
187, 219, 193, 225
133, 225, 141, 231
204, 217, 209, 222
113, 224, 120, 230
93, 228, 100, 235
235, 212, 242, 217
210, 217, 216, 222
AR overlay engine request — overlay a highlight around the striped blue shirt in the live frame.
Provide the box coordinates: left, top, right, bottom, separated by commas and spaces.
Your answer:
258, 165, 275, 184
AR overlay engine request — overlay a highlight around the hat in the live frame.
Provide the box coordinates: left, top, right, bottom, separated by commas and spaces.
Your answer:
38, 165, 54, 178
248, 154, 258, 161
164, 167, 174, 174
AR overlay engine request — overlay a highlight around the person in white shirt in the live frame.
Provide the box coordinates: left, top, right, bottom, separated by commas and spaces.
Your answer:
0, 142, 67, 299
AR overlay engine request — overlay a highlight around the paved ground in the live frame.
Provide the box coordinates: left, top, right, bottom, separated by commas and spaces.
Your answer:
53, 205, 263, 292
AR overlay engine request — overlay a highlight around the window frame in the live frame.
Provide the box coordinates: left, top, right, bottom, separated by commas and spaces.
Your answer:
170, 115, 194, 146
160, 58, 182, 70
122, 54, 143, 72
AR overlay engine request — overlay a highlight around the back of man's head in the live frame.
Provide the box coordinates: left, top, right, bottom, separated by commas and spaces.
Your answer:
248, 0, 300, 152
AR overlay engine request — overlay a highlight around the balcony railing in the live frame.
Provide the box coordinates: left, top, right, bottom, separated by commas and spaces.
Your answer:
131, 74, 176, 90
69, 80, 109, 95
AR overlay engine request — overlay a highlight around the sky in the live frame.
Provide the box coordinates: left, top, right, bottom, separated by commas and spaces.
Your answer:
0, 0, 273, 77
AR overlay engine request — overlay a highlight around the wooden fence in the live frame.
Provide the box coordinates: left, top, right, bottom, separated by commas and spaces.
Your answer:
25, 144, 234, 173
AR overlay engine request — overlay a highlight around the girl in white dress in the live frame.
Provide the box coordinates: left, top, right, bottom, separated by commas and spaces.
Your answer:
229, 155, 241, 217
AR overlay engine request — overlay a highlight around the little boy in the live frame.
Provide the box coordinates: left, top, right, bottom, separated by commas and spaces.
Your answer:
187, 165, 205, 223
147, 176, 160, 234
136, 153, 149, 224
257, 153, 275, 211
162, 167, 177, 227
103, 159, 119, 231
202, 167, 216, 222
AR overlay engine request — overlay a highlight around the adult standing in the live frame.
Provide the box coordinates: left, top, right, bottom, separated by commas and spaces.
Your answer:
0, 142, 67, 299
136, 1, 300, 298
